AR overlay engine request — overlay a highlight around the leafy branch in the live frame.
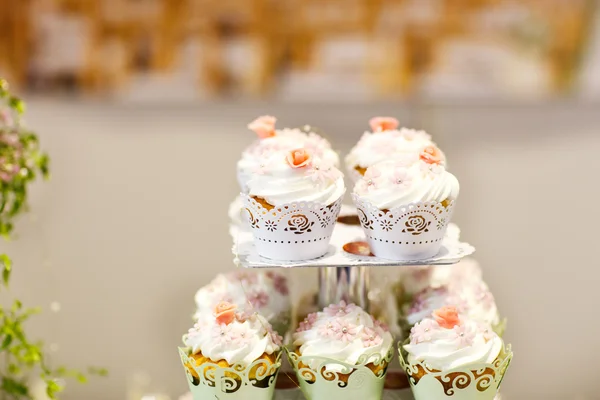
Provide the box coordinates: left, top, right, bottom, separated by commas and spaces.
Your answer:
0, 79, 105, 399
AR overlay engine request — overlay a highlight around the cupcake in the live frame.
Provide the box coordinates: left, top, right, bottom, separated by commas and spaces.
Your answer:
351, 153, 459, 261
391, 259, 485, 335
179, 301, 283, 400
397, 258, 483, 298
288, 301, 394, 400
404, 280, 501, 332
399, 306, 512, 400
193, 270, 291, 336
242, 148, 345, 261
238, 116, 339, 192
345, 117, 445, 182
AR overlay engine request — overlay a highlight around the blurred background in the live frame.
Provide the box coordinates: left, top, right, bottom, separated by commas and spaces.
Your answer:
2, 0, 600, 100
2, 0, 600, 399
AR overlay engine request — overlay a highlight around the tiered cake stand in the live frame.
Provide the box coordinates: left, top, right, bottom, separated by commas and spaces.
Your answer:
233, 203, 475, 311
231, 202, 476, 399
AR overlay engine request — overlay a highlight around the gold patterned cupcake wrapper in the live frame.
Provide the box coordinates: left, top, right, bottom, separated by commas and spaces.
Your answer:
398, 340, 513, 400
286, 346, 393, 400
179, 347, 282, 400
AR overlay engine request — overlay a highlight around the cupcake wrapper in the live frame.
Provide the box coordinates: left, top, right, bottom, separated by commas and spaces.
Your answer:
398, 341, 513, 400
179, 347, 282, 400
351, 194, 455, 261
241, 193, 344, 261
286, 347, 393, 400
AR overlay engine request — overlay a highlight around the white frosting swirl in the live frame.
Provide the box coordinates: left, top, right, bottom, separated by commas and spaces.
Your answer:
404, 313, 503, 370
247, 150, 345, 206
293, 301, 393, 369
238, 128, 340, 192
405, 281, 500, 327
353, 158, 459, 209
184, 308, 281, 366
345, 128, 445, 171
193, 270, 291, 331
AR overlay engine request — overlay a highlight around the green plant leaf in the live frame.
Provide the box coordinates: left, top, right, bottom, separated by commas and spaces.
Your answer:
1, 333, 13, 349
0, 79, 104, 399
1, 254, 12, 286
8, 96, 25, 114
1, 376, 30, 397
45, 379, 62, 399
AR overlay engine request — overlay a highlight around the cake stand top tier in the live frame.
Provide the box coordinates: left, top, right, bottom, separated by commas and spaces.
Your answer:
231, 202, 475, 269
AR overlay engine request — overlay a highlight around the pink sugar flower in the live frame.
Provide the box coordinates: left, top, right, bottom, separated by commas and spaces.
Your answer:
318, 322, 340, 338
235, 309, 256, 323
211, 323, 239, 345
453, 324, 476, 347
214, 301, 237, 325
286, 148, 312, 169
231, 327, 253, 347
297, 313, 318, 332
364, 166, 381, 181
332, 321, 359, 343
307, 159, 340, 184
297, 321, 312, 332
390, 167, 411, 189
323, 301, 356, 317
306, 313, 318, 324
410, 318, 438, 344
248, 116, 276, 139
272, 274, 289, 296
477, 323, 495, 342
248, 291, 269, 309
363, 167, 381, 191
433, 306, 461, 329
369, 117, 399, 132
267, 325, 283, 346
420, 145, 443, 165
361, 327, 383, 347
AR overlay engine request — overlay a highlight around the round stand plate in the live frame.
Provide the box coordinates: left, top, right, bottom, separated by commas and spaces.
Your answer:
232, 221, 473, 268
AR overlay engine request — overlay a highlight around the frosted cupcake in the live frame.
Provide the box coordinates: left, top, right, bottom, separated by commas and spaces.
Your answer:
242, 148, 345, 261
345, 117, 445, 182
288, 301, 394, 400
404, 281, 501, 332
399, 306, 512, 400
180, 301, 283, 400
193, 270, 291, 336
238, 116, 339, 192
351, 154, 459, 260
397, 258, 483, 298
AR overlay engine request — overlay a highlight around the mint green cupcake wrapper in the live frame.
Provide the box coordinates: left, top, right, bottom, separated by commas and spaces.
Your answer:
286, 346, 393, 400
397, 340, 513, 400
179, 347, 282, 400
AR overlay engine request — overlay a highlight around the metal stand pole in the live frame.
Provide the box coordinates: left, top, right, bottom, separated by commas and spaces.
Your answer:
318, 266, 370, 311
